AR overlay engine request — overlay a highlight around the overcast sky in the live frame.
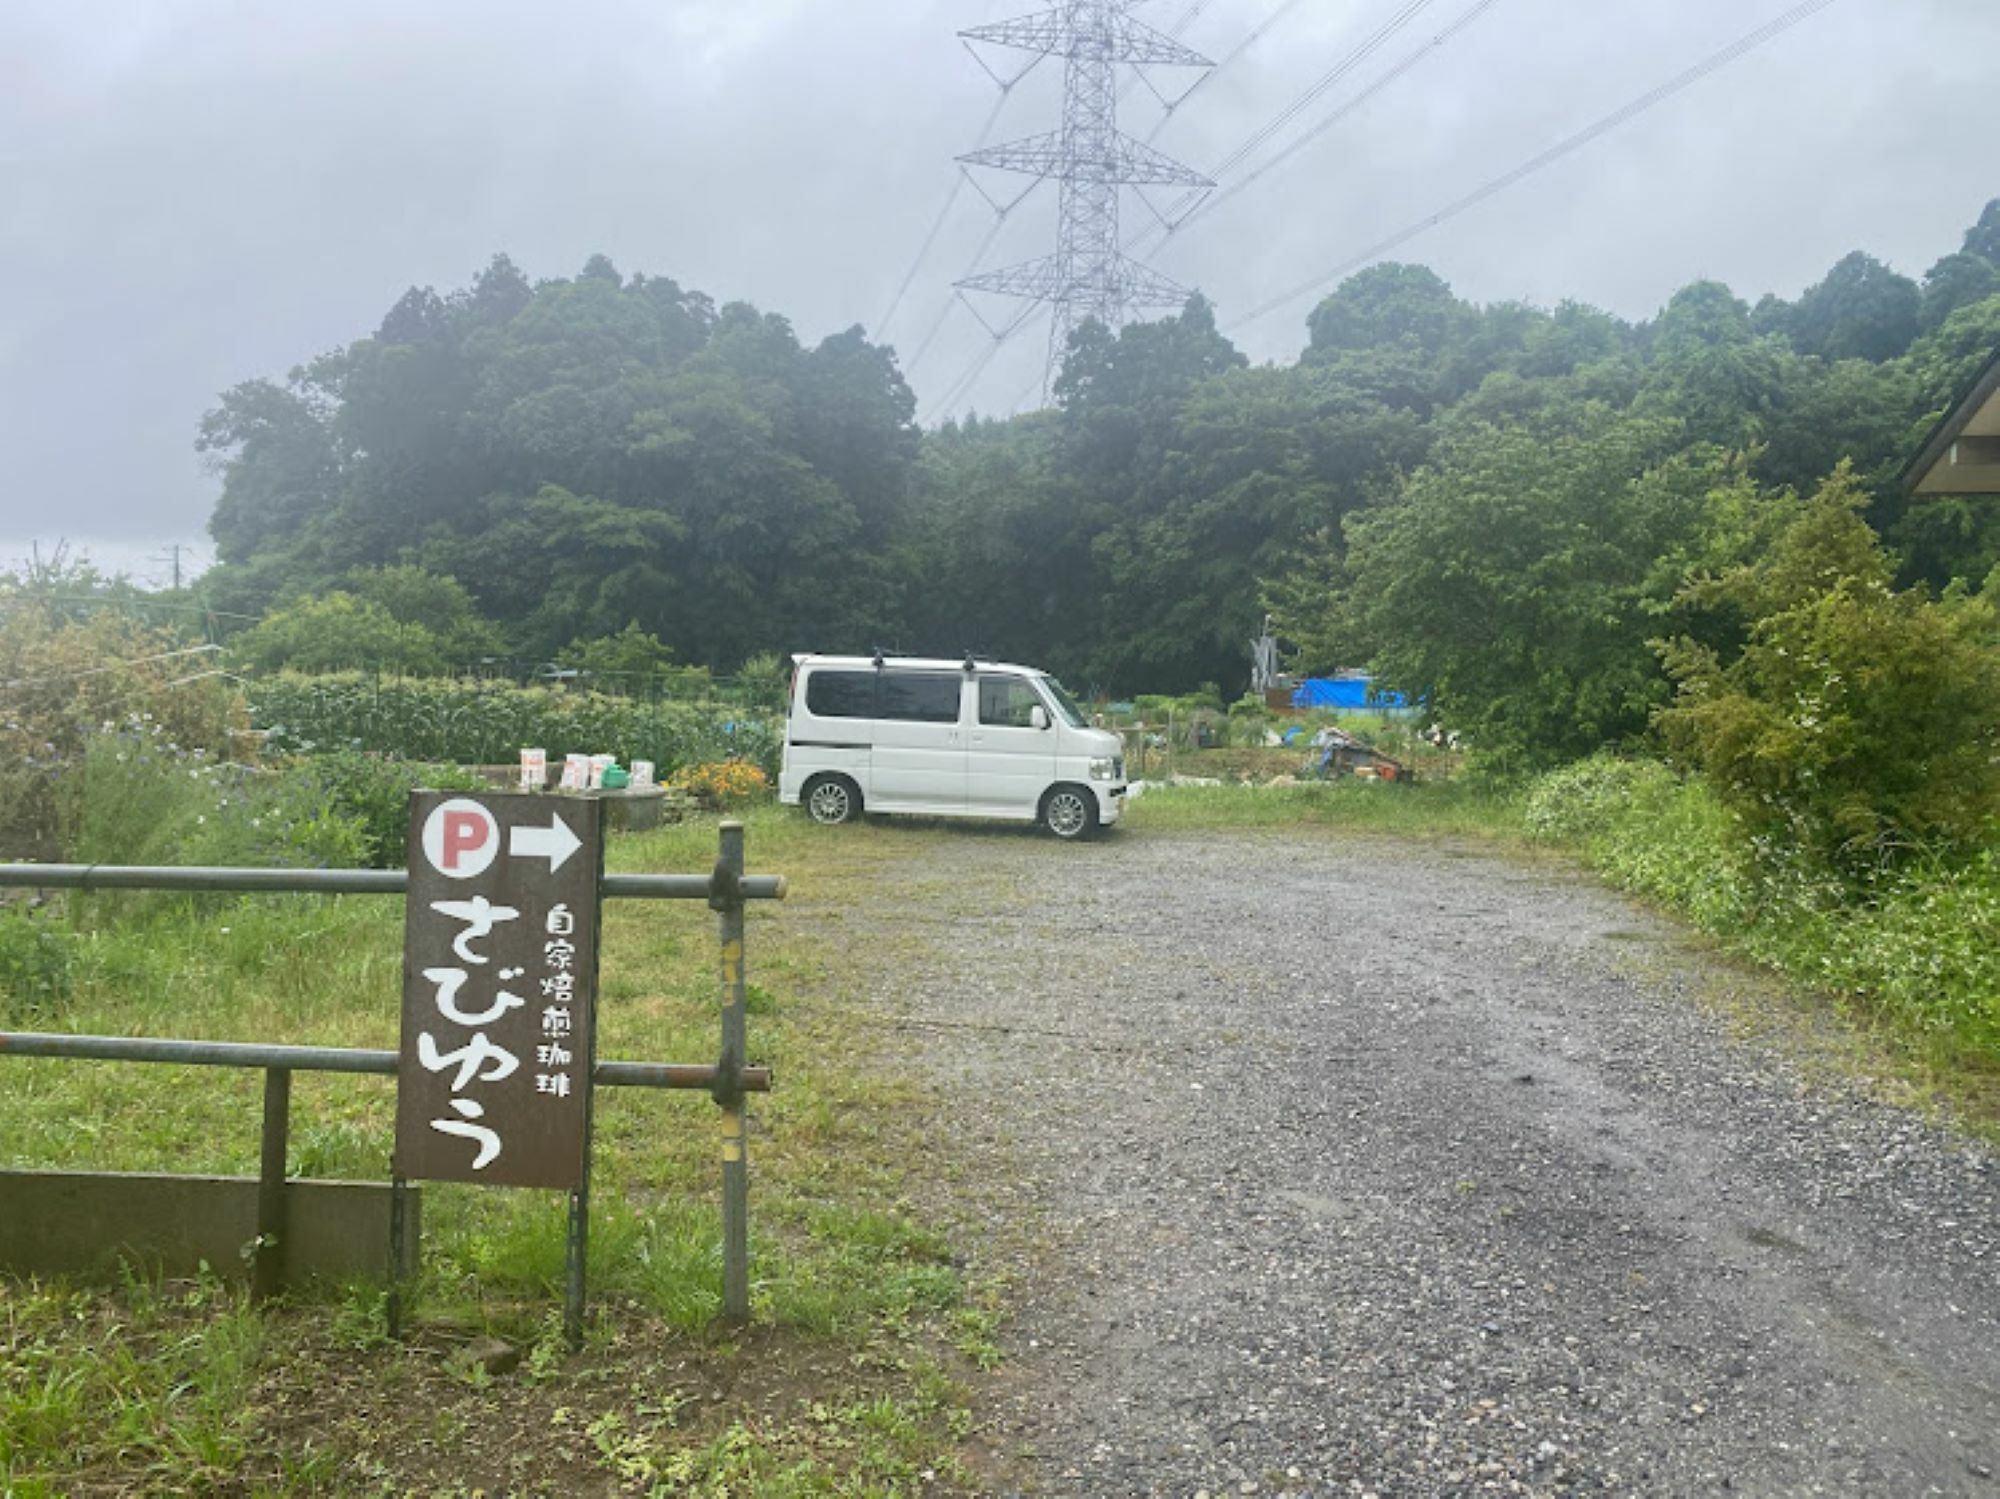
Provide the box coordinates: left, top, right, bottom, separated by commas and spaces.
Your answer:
2, 0, 1992, 583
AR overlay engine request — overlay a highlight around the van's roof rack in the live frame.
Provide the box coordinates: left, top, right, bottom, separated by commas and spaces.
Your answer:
862, 647, 1000, 671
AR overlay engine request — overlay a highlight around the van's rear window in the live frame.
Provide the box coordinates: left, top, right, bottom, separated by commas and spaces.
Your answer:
805, 670, 877, 719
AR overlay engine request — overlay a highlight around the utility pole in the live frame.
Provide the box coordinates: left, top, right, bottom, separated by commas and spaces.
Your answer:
955, 2, 1214, 395
150, 543, 189, 591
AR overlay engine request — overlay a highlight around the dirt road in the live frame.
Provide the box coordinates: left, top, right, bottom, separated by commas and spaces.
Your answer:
826, 825, 2000, 1496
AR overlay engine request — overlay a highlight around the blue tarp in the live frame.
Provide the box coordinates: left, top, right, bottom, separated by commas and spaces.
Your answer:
1293, 676, 1407, 710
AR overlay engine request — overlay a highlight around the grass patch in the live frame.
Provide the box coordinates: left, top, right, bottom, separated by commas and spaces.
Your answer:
1124, 778, 1519, 840
0, 803, 984, 1494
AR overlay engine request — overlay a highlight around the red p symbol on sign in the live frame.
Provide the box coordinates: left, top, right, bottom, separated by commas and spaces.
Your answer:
441, 811, 486, 869
421, 799, 499, 879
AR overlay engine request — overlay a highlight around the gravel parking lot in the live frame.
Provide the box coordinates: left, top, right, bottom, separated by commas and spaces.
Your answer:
827, 824, 2000, 1497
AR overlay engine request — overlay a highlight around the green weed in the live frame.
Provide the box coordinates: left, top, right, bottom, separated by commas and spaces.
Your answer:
1525, 754, 2000, 1086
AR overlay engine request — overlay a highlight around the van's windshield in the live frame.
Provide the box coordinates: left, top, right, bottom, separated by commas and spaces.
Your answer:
1038, 676, 1088, 729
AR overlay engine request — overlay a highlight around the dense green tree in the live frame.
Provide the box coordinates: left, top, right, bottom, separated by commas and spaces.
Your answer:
1757, 353, 1920, 500
1301, 407, 1745, 768
231, 591, 447, 675
1775, 251, 1921, 362
200, 378, 343, 564
202, 256, 914, 663
1658, 467, 2000, 873
1960, 198, 2000, 264
1636, 281, 1786, 449
559, 622, 679, 680
1919, 251, 1998, 333
339, 565, 505, 664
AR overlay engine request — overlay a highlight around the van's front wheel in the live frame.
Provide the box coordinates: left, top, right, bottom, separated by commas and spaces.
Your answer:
804, 775, 861, 826
1041, 785, 1099, 841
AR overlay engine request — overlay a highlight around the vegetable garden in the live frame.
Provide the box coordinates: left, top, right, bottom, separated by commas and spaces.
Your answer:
249, 674, 781, 781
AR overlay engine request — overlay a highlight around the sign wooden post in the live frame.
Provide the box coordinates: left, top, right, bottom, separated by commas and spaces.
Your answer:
393, 792, 606, 1342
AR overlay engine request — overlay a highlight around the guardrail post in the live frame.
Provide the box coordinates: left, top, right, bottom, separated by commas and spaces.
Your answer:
253, 1067, 290, 1301
386, 1175, 409, 1337
716, 820, 751, 1323
564, 812, 609, 1352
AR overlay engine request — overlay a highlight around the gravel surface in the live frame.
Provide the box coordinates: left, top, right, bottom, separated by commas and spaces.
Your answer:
836, 825, 2000, 1497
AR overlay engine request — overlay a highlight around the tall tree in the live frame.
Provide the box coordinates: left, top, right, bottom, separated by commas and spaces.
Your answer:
1784, 251, 1921, 362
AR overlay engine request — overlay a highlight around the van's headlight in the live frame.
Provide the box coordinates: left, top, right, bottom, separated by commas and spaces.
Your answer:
1089, 757, 1117, 781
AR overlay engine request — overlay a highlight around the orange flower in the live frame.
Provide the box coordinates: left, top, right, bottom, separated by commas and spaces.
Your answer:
668, 759, 770, 806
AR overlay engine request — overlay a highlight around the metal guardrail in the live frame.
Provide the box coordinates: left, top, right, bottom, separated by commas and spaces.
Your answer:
0, 1030, 773, 1094
0, 825, 782, 1334
0, 863, 786, 902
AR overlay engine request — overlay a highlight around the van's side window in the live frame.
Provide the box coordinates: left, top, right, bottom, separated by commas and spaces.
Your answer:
805, 670, 876, 719
979, 677, 1042, 728
878, 672, 962, 724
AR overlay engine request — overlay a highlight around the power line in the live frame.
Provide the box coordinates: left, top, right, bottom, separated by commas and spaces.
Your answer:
1136, 0, 1505, 254
1141, 0, 1313, 145
1228, 0, 1843, 333
925, 300, 1043, 425
149, 542, 191, 591
924, 300, 1046, 425
0, 592, 259, 621
1149, 0, 1441, 229
906, 203, 1017, 380
984, 0, 1446, 415
2, 642, 221, 693
877, 87, 1020, 339
1121, 0, 1217, 108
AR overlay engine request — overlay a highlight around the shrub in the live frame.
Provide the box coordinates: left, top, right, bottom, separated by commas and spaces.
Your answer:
293, 751, 488, 867
1225, 693, 1275, 748
231, 591, 448, 675
560, 622, 678, 681
75, 728, 367, 873
735, 653, 789, 712
0, 599, 244, 857
1838, 851, 2000, 1056
1522, 755, 1681, 843
339, 565, 505, 664
1657, 466, 2000, 877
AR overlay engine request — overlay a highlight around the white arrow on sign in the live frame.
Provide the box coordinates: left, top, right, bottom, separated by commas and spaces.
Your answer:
508, 813, 581, 873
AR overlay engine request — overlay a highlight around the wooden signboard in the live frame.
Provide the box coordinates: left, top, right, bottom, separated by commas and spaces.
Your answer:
393, 793, 603, 1190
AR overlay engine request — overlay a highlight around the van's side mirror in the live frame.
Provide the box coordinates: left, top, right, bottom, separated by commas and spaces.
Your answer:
1030, 705, 1050, 731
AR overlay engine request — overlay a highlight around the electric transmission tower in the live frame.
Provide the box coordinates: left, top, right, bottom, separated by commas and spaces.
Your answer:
955, 2, 1214, 395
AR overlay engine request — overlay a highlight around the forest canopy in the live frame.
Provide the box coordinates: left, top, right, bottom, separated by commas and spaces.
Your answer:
198, 205, 2000, 768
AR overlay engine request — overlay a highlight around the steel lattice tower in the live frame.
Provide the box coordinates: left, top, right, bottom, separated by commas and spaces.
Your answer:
956, 2, 1213, 392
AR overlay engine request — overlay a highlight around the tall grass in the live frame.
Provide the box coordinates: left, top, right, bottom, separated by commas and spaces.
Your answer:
1524, 756, 2000, 1076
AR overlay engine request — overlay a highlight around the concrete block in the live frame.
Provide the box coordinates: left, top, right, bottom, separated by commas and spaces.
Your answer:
0, 1170, 420, 1286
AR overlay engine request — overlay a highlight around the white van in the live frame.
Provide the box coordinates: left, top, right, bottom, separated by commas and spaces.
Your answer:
778, 654, 1126, 839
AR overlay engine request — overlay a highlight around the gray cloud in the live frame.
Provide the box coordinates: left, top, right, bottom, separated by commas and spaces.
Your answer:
3, 0, 1994, 570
